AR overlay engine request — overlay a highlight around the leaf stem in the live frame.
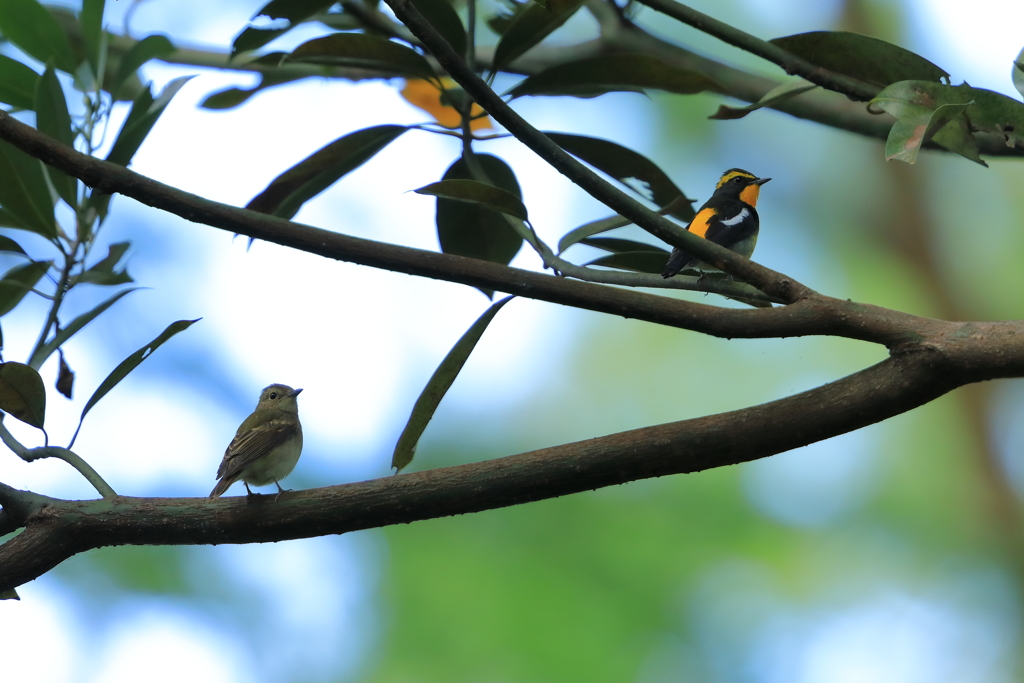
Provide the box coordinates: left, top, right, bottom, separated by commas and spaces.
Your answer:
0, 417, 116, 498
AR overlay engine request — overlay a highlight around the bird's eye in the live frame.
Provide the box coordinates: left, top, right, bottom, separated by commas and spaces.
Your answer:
733, 177, 743, 183
269, 392, 278, 399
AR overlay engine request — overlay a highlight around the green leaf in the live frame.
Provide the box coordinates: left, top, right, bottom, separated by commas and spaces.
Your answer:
200, 72, 303, 110
416, 179, 528, 221
80, 0, 106, 75
0, 0, 77, 73
247, 125, 409, 218
0, 54, 41, 109
0, 140, 57, 238
769, 31, 949, 89
410, 0, 467, 60
545, 132, 695, 220
884, 101, 972, 165
287, 33, 437, 81
0, 260, 51, 316
33, 66, 78, 207
585, 251, 670, 274
392, 297, 512, 472
0, 361, 46, 429
71, 241, 132, 286
866, 81, 1024, 165
435, 154, 524, 295
111, 35, 175, 99
507, 53, 717, 99
581, 237, 670, 274
28, 287, 137, 369
710, 79, 818, 120
0, 235, 28, 256
106, 75, 193, 168
0, 588, 19, 600
492, 0, 584, 72
581, 237, 669, 255
558, 214, 633, 254
72, 319, 200, 446
231, 0, 336, 56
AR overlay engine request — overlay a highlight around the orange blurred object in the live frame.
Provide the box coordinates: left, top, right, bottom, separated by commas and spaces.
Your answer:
401, 79, 494, 131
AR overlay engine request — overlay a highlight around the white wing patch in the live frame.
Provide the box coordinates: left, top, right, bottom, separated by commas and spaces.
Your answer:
719, 207, 749, 226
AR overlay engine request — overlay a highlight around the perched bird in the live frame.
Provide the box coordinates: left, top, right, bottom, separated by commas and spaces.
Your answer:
661, 168, 770, 278
210, 384, 303, 499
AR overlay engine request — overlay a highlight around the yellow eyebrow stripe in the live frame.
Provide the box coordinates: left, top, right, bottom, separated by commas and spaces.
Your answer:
688, 207, 716, 238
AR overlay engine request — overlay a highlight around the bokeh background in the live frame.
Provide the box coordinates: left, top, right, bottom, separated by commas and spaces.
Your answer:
3, 0, 1024, 680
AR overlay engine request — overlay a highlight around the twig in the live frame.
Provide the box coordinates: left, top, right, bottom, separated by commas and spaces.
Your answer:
0, 418, 116, 499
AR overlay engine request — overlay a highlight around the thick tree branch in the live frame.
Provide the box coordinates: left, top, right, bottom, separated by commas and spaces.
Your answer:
1, 348, 1002, 593
0, 110, 947, 347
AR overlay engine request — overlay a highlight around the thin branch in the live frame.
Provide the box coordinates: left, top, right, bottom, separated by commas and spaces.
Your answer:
0, 418, 117, 499
635, 0, 878, 100
0, 352, 985, 593
0, 110, 952, 347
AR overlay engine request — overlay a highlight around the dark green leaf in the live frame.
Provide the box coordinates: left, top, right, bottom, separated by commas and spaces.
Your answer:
0, 588, 19, 600
287, 33, 436, 80
769, 31, 948, 89
585, 251, 670, 274
545, 132, 695, 220
34, 66, 78, 207
73, 319, 200, 443
80, 0, 105, 75
231, 0, 336, 55
392, 297, 512, 472
200, 72, 306, 110
111, 35, 175, 99
492, 0, 584, 72
106, 75, 193, 167
0, 361, 46, 429
0, 235, 28, 256
507, 53, 717, 99
56, 349, 73, 399
0, 139, 55, 238
70, 241, 132, 287
581, 237, 669, 255
0, 260, 50, 316
436, 154, 524, 296
247, 125, 409, 218
416, 179, 528, 221
410, 0, 467, 59
253, 0, 336, 21
0, 0, 77, 73
558, 214, 632, 254
28, 288, 137, 369
0, 54, 41, 109
710, 80, 817, 120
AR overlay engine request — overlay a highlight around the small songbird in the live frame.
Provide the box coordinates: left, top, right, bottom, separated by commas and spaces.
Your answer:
210, 384, 304, 499
661, 168, 770, 278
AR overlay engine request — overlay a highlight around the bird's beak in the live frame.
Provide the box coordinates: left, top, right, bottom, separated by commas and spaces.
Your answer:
752, 177, 771, 186
289, 388, 304, 397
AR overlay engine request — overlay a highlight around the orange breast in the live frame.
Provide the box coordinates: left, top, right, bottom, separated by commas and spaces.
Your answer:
688, 207, 716, 238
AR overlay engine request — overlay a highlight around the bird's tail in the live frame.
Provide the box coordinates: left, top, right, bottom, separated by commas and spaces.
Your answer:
661, 248, 694, 278
209, 476, 236, 499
